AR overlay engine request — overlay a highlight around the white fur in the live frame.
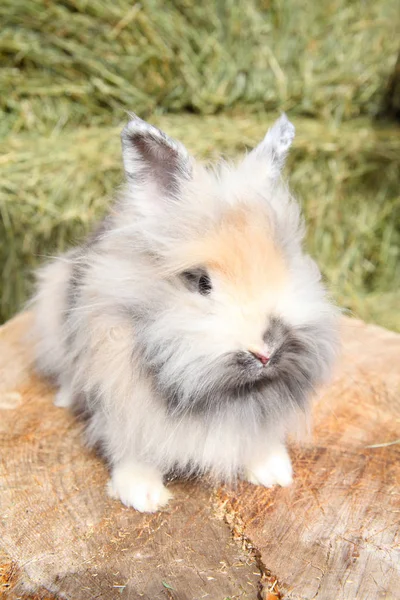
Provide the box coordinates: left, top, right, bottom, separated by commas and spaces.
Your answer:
250, 113, 296, 179
31, 115, 339, 512
107, 461, 172, 512
245, 443, 293, 487
54, 386, 73, 408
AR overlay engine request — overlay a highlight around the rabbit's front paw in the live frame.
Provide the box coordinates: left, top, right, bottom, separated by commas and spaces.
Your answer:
245, 445, 293, 488
54, 386, 72, 408
107, 461, 172, 513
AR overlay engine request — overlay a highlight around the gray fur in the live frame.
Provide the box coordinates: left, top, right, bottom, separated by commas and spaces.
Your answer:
31, 114, 339, 510
135, 316, 328, 419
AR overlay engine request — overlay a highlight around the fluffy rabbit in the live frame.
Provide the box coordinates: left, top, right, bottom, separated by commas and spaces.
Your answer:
32, 114, 338, 512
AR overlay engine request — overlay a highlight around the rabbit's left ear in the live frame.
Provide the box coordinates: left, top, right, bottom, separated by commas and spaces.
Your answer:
121, 115, 192, 196
249, 114, 295, 179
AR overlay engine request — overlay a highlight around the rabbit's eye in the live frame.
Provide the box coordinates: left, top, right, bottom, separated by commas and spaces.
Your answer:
198, 273, 212, 295
182, 269, 212, 295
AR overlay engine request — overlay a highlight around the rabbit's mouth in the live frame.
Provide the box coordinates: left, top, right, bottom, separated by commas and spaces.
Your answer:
147, 317, 333, 419
224, 320, 315, 390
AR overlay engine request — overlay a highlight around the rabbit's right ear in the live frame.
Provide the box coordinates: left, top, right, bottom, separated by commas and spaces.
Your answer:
248, 114, 295, 180
121, 116, 192, 197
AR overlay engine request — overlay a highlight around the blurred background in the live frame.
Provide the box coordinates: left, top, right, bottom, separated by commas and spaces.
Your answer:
0, 0, 399, 330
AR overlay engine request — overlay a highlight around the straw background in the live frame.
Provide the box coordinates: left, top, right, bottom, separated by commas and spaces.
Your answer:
1, 0, 399, 330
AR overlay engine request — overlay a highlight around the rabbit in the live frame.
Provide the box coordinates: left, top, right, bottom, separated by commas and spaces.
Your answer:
31, 113, 339, 513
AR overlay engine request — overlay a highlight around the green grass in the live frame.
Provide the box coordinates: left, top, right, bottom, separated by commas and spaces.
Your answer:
0, 0, 399, 330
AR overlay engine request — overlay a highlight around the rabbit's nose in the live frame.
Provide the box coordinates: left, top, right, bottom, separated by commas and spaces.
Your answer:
248, 345, 270, 365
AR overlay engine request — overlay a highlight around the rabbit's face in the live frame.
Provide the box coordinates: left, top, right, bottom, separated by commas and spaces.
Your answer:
171, 205, 288, 366
115, 115, 338, 417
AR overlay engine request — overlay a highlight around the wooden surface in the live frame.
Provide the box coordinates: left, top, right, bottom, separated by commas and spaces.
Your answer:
0, 313, 399, 600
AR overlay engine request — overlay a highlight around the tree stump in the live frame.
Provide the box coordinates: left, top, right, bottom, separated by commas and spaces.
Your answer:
1, 313, 399, 599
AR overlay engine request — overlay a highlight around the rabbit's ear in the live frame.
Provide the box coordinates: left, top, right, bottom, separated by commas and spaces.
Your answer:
121, 115, 192, 195
249, 114, 295, 179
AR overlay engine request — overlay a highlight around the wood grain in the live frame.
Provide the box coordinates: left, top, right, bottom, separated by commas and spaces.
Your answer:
0, 314, 399, 599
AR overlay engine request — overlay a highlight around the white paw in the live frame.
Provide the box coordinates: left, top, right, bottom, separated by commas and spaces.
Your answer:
54, 387, 72, 408
245, 446, 293, 488
107, 462, 172, 513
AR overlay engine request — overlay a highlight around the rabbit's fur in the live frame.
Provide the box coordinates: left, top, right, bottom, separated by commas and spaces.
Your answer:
32, 114, 338, 512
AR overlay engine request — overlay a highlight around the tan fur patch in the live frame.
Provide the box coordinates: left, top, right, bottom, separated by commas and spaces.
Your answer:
171, 205, 287, 299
